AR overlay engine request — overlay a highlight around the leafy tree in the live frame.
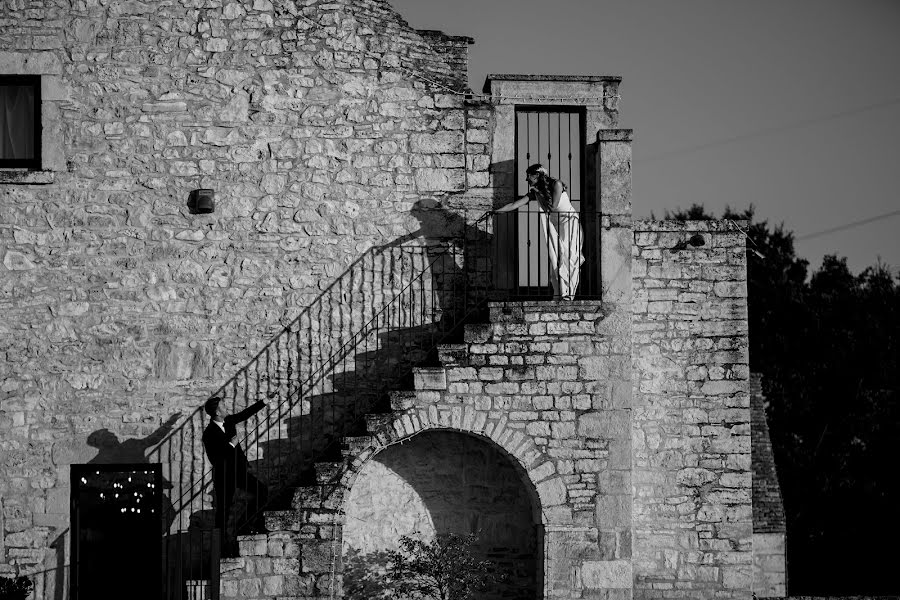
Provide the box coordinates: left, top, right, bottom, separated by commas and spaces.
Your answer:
343, 547, 395, 600
387, 534, 498, 600
666, 204, 900, 594
344, 533, 500, 600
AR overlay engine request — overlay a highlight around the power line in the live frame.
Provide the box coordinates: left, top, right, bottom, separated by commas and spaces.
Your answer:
797, 209, 900, 241
638, 96, 900, 164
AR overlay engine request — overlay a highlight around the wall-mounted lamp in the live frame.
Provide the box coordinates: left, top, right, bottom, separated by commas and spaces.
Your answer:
187, 189, 215, 214
669, 233, 706, 253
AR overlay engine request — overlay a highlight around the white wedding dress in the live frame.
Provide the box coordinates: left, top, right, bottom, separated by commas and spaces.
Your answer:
539, 190, 584, 299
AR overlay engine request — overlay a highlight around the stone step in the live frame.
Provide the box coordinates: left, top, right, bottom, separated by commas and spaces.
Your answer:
340, 435, 374, 457
364, 411, 399, 435
313, 460, 344, 485
463, 322, 492, 343
437, 343, 468, 366
263, 509, 303, 532
489, 303, 526, 323
236, 533, 269, 557
412, 366, 447, 390
267, 505, 342, 528
388, 390, 417, 411
288, 483, 346, 512
290, 485, 322, 510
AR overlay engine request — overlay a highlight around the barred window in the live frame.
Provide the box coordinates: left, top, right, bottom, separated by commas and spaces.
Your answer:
0, 75, 41, 169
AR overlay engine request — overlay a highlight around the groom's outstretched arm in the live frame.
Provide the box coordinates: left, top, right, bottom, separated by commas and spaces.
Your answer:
227, 401, 266, 426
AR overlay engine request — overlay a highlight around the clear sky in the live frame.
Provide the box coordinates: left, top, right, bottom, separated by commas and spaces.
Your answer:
390, 0, 900, 275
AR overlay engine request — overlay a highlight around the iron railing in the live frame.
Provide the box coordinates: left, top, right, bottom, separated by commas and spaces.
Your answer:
483, 209, 601, 299
148, 236, 480, 599
146, 206, 600, 599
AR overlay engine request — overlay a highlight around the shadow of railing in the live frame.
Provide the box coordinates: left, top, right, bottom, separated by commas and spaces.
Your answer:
147, 206, 494, 598
147, 202, 602, 598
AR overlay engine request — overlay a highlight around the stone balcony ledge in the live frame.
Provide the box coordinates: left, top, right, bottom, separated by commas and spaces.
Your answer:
483, 74, 623, 93
488, 299, 607, 319
633, 219, 749, 232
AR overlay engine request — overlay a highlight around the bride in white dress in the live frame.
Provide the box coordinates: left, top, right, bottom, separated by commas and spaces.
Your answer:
497, 164, 584, 300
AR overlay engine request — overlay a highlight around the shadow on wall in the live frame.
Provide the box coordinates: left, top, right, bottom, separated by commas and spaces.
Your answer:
252, 199, 493, 493
114, 198, 497, 596
73, 160, 538, 594
341, 430, 540, 600
86, 413, 181, 530
87, 414, 181, 465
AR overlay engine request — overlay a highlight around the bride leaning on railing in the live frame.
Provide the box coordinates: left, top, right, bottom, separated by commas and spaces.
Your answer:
495, 163, 585, 300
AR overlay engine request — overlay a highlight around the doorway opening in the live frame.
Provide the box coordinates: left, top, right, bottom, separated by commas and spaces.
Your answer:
70, 464, 162, 600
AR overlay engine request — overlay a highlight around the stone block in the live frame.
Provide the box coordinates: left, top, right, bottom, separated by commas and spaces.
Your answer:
751, 532, 784, 553
700, 380, 744, 395
413, 368, 447, 390
578, 411, 630, 440
536, 477, 567, 506
237, 577, 261, 597
714, 281, 747, 298
598, 470, 631, 495
596, 494, 631, 530
410, 131, 464, 153
722, 565, 752, 589
414, 168, 465, 191
601, 227, 632, 304
0, 51, 62, 74
262, 575, 284, 595
466, 128, 490, 144
580, 559, 633, 589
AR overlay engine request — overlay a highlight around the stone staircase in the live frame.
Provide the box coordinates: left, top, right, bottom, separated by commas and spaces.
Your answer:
214, 300, 630, 600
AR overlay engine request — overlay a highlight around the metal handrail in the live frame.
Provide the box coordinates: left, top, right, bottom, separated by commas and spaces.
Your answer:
152, 233, 478, 599
163, 244, 453, 516
152, 205, 599, 598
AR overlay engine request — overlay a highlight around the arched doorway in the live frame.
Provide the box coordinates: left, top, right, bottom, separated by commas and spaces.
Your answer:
342, 430, 541, 599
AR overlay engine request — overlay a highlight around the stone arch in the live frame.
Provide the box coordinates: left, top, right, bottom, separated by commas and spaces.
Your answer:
340, 426, 545, 599
338, 413, 573, 529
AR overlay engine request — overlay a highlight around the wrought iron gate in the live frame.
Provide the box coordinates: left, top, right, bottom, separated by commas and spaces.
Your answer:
503, 105, 598, 297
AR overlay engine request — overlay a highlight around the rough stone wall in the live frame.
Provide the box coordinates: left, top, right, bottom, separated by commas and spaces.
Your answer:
415, 30, 472, 92
631, 220, 752, 599
751, 374, 787, 597
218, 301, 636, 600
355, 301, 634, 599
0, 0, 493, 589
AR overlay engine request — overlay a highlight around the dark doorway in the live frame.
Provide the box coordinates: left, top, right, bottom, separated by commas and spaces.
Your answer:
71, 464, 162, 600
493, 106, 597, 297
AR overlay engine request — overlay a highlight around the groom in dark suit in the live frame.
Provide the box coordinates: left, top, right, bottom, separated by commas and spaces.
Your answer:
202, 396, 269, 556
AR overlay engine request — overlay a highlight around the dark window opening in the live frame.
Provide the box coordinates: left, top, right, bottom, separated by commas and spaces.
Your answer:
0, 75, 41, 169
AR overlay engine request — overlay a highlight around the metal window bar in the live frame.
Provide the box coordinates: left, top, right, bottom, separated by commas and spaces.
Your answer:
514, 106, 588, 297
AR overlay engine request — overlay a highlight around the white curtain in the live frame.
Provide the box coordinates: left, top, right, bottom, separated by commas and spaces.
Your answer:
0, 84, 35, 160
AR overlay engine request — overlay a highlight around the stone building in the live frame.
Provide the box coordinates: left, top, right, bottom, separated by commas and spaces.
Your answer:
0, 0, 785, 598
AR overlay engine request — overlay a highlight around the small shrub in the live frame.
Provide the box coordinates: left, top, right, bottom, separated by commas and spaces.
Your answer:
387, 533, 498, 600
343, 547, 394, 599
0, 575, 34, 600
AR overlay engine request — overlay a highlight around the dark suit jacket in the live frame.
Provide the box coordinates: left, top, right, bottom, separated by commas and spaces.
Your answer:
202, 401, 265, 486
